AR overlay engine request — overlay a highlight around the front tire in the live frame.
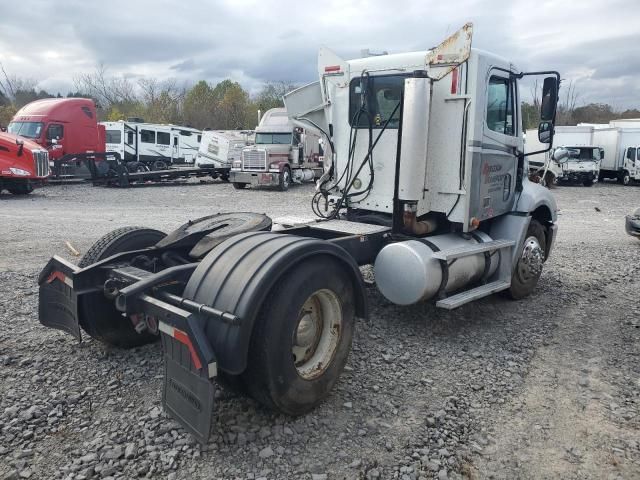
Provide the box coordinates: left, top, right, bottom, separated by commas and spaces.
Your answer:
508, 220, 546, 300
583, 178, 594, 187
278, 167, 291, 192
241, 257, 355, 415
8, 182, 34, 195
233, 182, 247, 190
619, 171, 631, 185
78, 226, 166, 347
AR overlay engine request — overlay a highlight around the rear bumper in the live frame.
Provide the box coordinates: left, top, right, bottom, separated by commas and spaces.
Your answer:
230, 170, 280, 186
37, 256, 220, 443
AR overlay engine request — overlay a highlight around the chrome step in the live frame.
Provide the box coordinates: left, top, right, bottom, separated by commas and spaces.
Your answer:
435, 280, 511, 310
432, 239, 514, 261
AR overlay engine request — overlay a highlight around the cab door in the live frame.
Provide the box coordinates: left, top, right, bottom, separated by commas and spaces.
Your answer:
46, 123, 65, 156
476, 70, 519, 220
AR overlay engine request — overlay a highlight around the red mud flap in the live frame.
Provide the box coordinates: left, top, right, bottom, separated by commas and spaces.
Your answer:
160, 321, 216, 444
37, 256, 81, 341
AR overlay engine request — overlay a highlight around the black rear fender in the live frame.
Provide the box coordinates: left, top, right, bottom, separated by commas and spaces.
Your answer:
183, 231, 368, 375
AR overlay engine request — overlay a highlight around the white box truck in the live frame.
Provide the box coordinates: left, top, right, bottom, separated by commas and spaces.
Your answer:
526, 126, 601, 186
594, 127, 640, 184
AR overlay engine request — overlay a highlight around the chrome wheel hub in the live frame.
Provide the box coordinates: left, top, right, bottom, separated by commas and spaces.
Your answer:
292, 289, 342, 380
517, 235, 544, 282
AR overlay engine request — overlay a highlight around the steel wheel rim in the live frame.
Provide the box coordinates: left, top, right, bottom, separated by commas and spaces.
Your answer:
292, 289, 342, 380
283, 170, 290, 188
516, 235, 544, 283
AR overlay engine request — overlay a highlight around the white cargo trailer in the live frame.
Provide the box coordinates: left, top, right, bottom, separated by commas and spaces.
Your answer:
102, 121, 202, 170
195, 130, 254, 176
594, 127, 640, 184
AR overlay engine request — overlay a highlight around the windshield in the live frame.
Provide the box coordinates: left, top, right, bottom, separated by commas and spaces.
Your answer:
7, 121, 44, 139
255, 133, 292, 145
566, 147, 599, 161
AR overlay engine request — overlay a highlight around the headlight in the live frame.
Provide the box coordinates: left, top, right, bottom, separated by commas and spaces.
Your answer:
9, 167, 31, 176
269, 162, 280, 169
232, 160, 242, 169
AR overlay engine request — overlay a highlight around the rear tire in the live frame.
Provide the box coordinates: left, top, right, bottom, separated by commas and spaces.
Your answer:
233, 182, 247, 189
508, 220, 546, 300
241, 257, 355, 415
78, 226, 166, 347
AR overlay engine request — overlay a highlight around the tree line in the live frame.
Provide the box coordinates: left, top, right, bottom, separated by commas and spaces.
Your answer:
0, 64, 297, 130
2, 63, 639, 132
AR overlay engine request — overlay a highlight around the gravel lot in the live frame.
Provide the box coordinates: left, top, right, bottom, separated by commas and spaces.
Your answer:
1, 180, 639, 480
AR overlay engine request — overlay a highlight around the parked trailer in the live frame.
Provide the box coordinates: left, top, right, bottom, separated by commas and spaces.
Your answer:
38, 24, 563, 443
230, 108, 322, 191
594, 127, 640, 184
0, 131, 49, 194
195, 130, 254, 181
102, 121, 202, 171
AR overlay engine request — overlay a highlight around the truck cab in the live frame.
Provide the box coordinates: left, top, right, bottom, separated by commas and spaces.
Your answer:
7, 98, 104, 177
230, 108, 322, 191
556, 145, 602, 186
0, 131, 50, 194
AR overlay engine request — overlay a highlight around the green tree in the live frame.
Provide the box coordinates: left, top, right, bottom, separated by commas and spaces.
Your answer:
254, 81, 297, 113
183, 80, 216, 129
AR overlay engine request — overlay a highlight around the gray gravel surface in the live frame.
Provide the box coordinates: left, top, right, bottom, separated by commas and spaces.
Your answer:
1, 180, 639, 480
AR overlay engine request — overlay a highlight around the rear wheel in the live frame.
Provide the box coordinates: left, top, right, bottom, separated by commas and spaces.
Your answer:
233, 182, 247, 190
508, 220, 546, 300
241, 257, 355, 415
78, 226, 166, 347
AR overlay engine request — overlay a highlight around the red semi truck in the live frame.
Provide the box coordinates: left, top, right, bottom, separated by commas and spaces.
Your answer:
0, 131, 50, 194
7, 98, 105, 177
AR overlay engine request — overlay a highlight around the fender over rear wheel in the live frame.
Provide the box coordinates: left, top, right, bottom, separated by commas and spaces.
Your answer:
78, 226, 166, 347
508, 219, 546, 300
241, 256, 355, 415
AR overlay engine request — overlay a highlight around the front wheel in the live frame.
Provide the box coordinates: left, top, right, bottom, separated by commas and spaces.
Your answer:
241, 257, 355, 415
278, 167, 291, 192
583, 178, 594, 187
8, 182, 34, 195
508, 220, 546, 300
233, 182, 247, 190
619, 171, 631, 185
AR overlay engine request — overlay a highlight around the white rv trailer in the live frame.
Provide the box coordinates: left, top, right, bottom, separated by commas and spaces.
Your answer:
102, 121, 202, 169
593, 127, 640, 184
195, 130, 254, 174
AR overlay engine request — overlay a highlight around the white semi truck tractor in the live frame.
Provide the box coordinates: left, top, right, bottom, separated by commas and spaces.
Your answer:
38, 24, 564, 443
230, 108, 323, 191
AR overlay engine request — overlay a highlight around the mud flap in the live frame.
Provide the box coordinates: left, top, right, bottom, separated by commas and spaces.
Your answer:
37, 256, 81, 341
161, 332, 215, 444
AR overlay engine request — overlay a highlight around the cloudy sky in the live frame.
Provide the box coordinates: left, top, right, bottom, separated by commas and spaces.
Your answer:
1, 0, 638, 108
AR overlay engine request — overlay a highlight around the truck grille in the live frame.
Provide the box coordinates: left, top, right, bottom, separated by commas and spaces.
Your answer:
241, 149, 267, 171
33, 150, 50, 177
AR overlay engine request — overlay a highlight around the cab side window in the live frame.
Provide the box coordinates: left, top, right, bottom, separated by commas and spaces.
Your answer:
47, 124, 64, 140
626, 147, 637, 161
486, 76, 515, 136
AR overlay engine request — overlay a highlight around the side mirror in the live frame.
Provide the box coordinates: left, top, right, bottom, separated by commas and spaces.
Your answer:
15, 138, 24, 157
538, 121, 553, 144
51, 138, 58, 145
540, 76, 558, 121
552, 147, 570, 164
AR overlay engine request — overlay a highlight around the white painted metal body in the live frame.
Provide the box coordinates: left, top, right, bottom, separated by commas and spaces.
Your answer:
102, 121, 202, 165
594, 127, 640, 179
195, 130, 253, 168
